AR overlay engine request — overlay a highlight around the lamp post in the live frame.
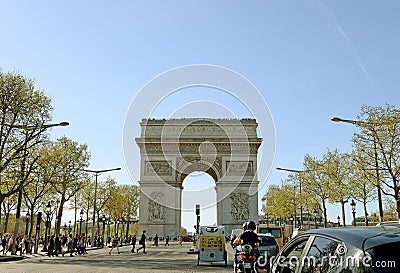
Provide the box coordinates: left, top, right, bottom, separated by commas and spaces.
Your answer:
83, 167, 121, 241
116, 219, 120, 237
337, 216, 341, 227
276, 167, 304, 228
43, 201, 52, 251
331, 117, 384, 222
7, 121, 69, 254
79, 210, 84, 235
24, 213, 30, 236
351, 199, 357, 226
68, 221, 71, 235
313, 208, 318, 229
102, 215, 106, 236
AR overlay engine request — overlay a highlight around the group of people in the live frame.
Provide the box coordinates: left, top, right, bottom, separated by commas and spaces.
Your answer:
1, 234, 33, 255
108, 230, 146, 254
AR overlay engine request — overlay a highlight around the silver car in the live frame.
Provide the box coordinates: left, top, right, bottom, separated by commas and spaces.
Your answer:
257, 233, 279, 257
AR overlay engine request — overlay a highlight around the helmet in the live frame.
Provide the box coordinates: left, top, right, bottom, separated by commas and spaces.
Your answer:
242, 222, 248, 231
247, 221, 256, 231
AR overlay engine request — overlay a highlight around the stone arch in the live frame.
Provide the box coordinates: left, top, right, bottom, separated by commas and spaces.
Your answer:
135, 118, 262, 237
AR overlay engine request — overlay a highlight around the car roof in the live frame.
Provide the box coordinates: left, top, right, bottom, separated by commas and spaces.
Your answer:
257, 233, 275, 237
300, 227, 400, 250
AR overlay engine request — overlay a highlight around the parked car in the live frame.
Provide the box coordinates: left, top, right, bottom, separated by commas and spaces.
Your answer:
269, 227, 400, 273
181, 236, 193, 242
376, 221, 400, 227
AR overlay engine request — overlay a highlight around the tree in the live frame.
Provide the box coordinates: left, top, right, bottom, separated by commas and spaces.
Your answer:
41, 137, 90, 236
350, 147, 377, 226
324, 149, 353, 227
301, 154, 332, 228
0, 70, 52, 205
354, 105, 400, 220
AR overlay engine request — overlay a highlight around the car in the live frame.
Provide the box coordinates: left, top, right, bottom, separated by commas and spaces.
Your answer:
257, 233, 279, 258
269, 227, 400, 273
181, 236, 193, 242
376, 221, 400, 227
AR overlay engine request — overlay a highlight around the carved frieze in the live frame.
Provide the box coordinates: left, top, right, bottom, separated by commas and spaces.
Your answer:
148, 192, 167, 222
230, 191, 250, 221
145, 161, 172, 176
226, 161, 253, 176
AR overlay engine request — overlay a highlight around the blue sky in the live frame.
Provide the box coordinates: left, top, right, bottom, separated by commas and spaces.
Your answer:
1, 0, 399, 231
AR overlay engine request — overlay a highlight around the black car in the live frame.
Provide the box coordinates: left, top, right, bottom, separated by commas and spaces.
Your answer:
269, 226, 400, 273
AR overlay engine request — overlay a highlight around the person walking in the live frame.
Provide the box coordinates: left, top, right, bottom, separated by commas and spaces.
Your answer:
165, 235, 170, 246
109, 236, 120, 254
4, 235, 13, 255
70, 235, 79, 256
136, 230, 147, 254
48, 235, 55, 257
131, 235, 136, 253
1, 235, 6, 255
153, 234, 159, 247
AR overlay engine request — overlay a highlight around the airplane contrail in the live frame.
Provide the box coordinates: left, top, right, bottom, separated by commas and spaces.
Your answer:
319, 0, 373, 87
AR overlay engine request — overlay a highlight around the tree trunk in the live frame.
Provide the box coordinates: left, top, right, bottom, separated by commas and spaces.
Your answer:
322, 201, 328, 228
363, 199, 369, 226
341, 200, 346, 227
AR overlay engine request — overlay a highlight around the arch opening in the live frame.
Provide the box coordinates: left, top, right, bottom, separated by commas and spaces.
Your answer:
181, 171, 216, 234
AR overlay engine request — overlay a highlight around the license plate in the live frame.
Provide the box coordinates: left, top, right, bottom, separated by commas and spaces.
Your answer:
244, 263, 252, 268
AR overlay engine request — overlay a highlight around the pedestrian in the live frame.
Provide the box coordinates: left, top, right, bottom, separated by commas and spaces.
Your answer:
1, 235, 6, 255
48, 235, 55, 257
178, 236, 182, 246
79, 236, 87, 255
109, 236, 120, 254
70, 235, 79, 256
136, 230, 147, 254
23, 235, 30, 254
165, 235, 170, 246
153, 234, 159, 247
5, 235, 13, 255
131, 235, 136, 253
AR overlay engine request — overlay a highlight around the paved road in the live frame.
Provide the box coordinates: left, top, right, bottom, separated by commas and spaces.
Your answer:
1, 242, 235, 273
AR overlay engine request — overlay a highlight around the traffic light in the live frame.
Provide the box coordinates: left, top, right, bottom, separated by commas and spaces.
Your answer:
197, 215, 200, 224
196, 204, 200, 216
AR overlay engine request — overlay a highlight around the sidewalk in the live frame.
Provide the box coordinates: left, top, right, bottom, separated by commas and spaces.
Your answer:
0, 245, 107, 262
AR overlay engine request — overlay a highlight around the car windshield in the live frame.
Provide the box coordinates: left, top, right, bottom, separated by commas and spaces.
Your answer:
259, 236, 276, 246
367, 242, 400, 273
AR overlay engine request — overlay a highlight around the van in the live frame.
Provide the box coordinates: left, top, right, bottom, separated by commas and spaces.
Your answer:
197, 226, 227, 266
256, 225, 285, 248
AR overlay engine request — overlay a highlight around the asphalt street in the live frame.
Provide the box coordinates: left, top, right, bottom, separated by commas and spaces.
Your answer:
0, 242, 235, 273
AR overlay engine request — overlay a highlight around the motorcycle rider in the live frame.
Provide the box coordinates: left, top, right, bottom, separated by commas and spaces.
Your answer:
239, 221, 260, 248
233, 221, 260, 266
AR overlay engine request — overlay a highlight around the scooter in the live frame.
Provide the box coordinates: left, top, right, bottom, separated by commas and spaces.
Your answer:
234, 244, 257, 273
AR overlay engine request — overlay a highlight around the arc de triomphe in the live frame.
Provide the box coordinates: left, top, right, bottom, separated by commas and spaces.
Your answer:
135, 118, 262, 237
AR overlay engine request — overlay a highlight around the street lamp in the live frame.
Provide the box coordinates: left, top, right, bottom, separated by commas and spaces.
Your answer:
351, 199, 357, 226
102, 215, 106, 236
43, 201, 52, 251
83, 167, 121, 240
79, 210, 84, 235
24, 213, 30, 236
331, 116, 384, 222
337, 216, 341, 227
276, 167, 304, 228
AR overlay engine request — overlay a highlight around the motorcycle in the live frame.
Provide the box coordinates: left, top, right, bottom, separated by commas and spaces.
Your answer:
234, 244, 257, 273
